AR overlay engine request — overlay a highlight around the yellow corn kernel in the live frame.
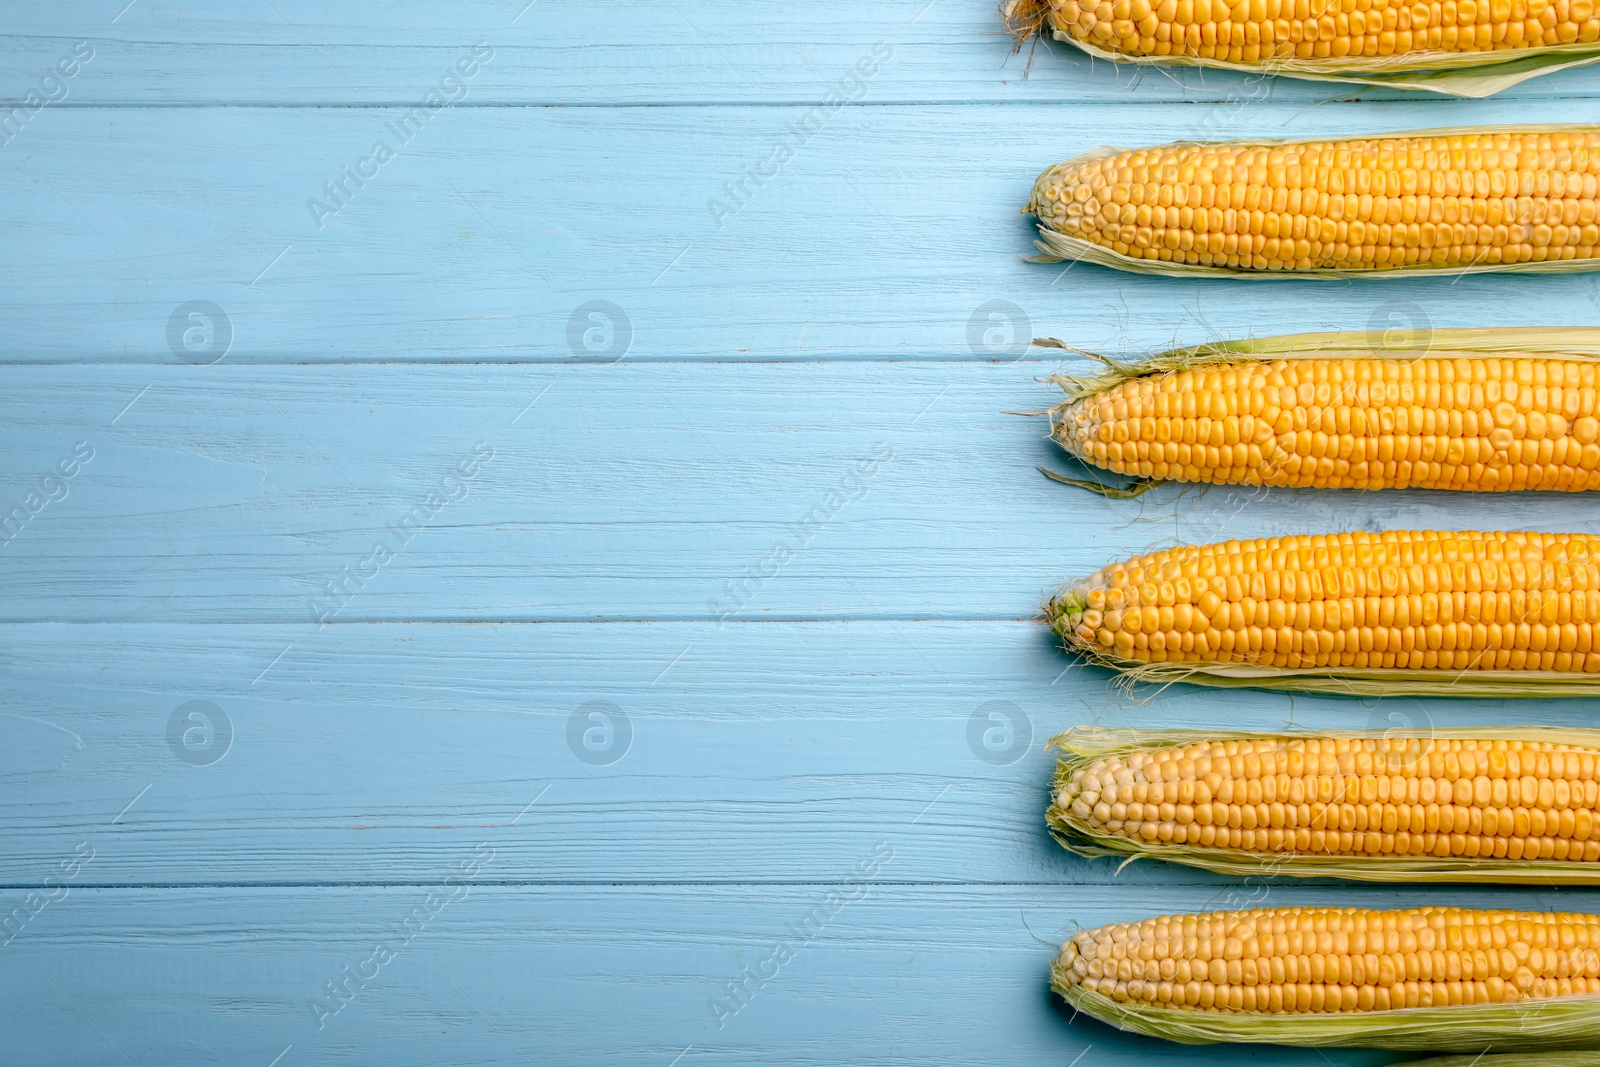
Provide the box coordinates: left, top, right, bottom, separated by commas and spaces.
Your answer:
1028, 129, 1600, 275
1049, 351, 1600, 492
1002, 0, 1600, 95
1045, 530, 1600, 695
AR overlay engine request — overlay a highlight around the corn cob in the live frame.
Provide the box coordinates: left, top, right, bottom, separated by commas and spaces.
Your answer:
1002, 0, 1600, 96
1044, 529, 1600, 696
1027, 128, 1600, 276
1038, 329, 1600, 497
1049, 726, 1600, 883
1052, 904, 1600, 1048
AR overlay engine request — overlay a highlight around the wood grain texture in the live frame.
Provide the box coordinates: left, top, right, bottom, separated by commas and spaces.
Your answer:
7, 103, 1600, 364
2, 883, 1583, 1066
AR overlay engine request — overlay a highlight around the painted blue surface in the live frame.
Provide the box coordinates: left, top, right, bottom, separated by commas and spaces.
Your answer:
3, 4, 1600, 1065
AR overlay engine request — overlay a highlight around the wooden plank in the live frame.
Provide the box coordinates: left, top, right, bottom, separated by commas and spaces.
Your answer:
3, 881, 1584, 1065
3, 363, 1591, 623
0, 619, 1589, 886
8, 103, 1600, 364
11, 1, 1600, 106
10, 8, 1600, 1067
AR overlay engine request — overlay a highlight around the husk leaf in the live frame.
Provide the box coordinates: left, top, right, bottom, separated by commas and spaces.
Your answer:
1047, 726, 1600, 884
1051, 977, 1600, 1049
1029, 125, 1600, 274
1405, 1054, 1600, 1066
1045, 27, 1600, 97
1040, 327, 1600, 406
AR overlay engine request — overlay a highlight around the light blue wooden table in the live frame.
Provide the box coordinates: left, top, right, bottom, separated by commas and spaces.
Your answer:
4, 4, 1600, 1064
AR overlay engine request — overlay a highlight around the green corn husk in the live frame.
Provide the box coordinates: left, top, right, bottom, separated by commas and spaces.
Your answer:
1034, 327, 1600, 499
1002, 0, 1600, 97
1026, 125, 1600, 278
1404, 1054, 1600, 1066
1052, 975, 1600, 1049
1048, 726, 1600, 884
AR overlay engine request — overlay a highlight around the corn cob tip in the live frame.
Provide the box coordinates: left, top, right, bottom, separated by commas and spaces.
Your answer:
1044, 585, 1095, 647
1026, 161, 1074, 222
1008, 2, 1600, 96
1041, 343, 1240, 496
1045, 394, 1087, 458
